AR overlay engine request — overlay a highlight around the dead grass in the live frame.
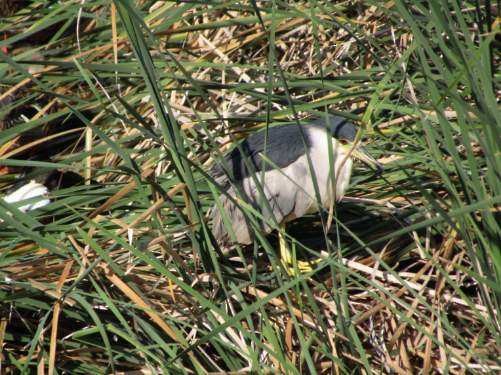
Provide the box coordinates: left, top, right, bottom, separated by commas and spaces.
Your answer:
0, 0, 499, 373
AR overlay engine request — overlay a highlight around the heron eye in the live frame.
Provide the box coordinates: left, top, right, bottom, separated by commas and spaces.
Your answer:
338, 139, 349, 145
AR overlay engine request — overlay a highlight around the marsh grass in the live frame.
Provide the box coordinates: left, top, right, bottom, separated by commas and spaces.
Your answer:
0, 0, 499, 373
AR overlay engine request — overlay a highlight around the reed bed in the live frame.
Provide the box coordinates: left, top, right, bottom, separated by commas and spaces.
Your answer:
0, 0, 499, 373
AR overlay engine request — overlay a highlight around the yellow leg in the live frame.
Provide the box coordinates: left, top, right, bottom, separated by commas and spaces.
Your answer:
278, 223, 292, 266
279, 223, 320, 275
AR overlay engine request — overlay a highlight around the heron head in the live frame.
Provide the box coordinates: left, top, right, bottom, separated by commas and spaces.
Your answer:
321, 115, 383, 174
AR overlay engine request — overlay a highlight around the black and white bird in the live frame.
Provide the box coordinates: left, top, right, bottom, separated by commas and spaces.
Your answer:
210, 115, 382, 273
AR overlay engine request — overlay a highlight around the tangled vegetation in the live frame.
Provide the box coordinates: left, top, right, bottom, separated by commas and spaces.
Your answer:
0, 0, 499, 373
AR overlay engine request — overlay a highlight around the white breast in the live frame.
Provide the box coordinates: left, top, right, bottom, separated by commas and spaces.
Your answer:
305, 126, 353, 208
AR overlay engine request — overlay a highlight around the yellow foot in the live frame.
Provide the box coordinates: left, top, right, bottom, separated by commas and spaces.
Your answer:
281, 258, 321, 275
281, 256, 321, 275
278, 224, 321, 276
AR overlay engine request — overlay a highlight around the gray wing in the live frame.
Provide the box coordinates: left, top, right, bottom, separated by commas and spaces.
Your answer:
210, 124, 311, 189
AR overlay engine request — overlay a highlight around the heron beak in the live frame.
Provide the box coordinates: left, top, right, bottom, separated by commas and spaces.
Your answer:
350, 146, 384, 174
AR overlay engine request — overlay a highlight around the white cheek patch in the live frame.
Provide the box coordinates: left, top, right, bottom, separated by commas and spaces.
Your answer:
3, 180, 51, 213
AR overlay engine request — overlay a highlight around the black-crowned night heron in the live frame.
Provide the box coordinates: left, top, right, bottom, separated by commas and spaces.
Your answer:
210, 115, 383, 274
